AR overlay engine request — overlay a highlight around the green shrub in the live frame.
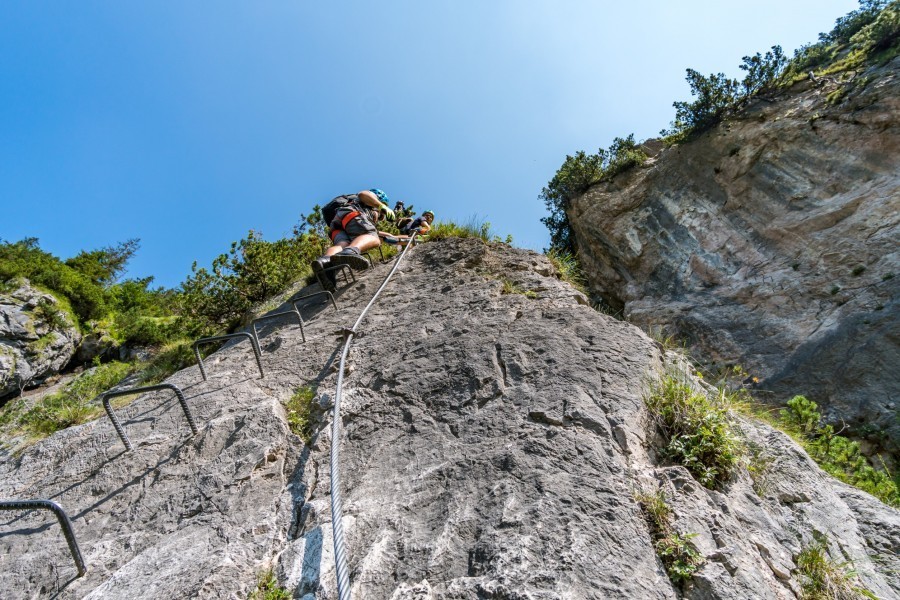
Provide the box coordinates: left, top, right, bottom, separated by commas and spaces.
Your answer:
635, 489, 704, 585
180, 226, 326, 330
283, 385, 317, 443
661, 70, 740, 142
850, 1, 900, 51
822, 0, 889, 45
780, 396, 899, 506
795, 537, 875, 599
65, 239, 139, 287
0, 238, 108, 322
739, 45, 788, 95
540, 135, 647, 255
248, 569, 291, 600
645, 375, 743, 489
33, 297, 72, 331
791, 42, 837, 75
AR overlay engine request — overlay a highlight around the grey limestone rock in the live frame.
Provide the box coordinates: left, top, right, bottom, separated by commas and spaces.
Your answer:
0, 239, 897, 599
568, 57, 900, 455
0, 279, 81, 398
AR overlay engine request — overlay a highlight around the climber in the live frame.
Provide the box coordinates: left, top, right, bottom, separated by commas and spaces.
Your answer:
312, 189, 395, 291
393, 200, 413, 219
397, 210, 434, 236
380, 210, 434, 246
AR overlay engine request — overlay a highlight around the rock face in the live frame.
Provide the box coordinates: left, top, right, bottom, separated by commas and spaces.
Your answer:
568, 57, 900, 452
0, 279, 81, 398
0, 239, 898, 599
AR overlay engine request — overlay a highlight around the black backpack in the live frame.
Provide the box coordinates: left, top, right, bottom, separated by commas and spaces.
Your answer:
322, 194, 359, 225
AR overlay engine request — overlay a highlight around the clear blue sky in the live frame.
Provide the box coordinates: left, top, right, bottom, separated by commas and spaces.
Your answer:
1, 1, 858, 288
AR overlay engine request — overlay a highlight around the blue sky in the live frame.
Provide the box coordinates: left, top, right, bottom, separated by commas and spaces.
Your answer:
1, 1, 858, 287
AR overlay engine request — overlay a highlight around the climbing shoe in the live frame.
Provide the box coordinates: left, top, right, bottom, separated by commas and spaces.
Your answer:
311, 256, 337, 292
330, 247, 370, 271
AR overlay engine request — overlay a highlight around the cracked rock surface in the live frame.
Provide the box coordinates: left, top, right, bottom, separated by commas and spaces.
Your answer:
1, 238, 898, 599
0, 279, 81, 398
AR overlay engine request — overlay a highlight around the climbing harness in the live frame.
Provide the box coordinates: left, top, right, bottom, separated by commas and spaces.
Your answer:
329, 230, 421, 600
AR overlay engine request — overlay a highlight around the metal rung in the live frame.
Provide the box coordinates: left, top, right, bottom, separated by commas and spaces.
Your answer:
292, 290, 337, 311
0, 500, 86, 577
102, 383, 198, 452
323, 264, 355, 282
252, 307, 305, 345
315, 264, 355, 291
193, 332, 265, 381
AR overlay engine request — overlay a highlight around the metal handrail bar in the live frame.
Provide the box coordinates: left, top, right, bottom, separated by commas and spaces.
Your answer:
193, 332, 265, 381
101, 383, 198, 452
329, 229, 420, 600
252, 306, 305, 344
292, 290, 337, 311
0, 500, 87, 577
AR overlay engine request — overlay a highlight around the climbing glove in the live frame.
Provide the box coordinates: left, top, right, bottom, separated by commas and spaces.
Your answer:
379, 204, 396, 222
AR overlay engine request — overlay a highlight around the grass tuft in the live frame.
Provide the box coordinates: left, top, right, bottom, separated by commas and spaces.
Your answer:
17, 361, 133, 439
426, 216, 512, 244
795, 537, 876, 600
544, 249, 586, 294
645, 374, 743, 489
248, 569, 291, 600
635, 488, 704, 585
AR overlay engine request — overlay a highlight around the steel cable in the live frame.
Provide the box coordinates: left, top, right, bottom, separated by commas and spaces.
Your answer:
330, 232, 420, 600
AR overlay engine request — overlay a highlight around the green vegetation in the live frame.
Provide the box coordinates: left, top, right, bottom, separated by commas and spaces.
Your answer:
11, 361, 133, 439
247, 569, 291, 600
635, 489, 704, 585
137, 339, 198, 385
541, 1, 900, 253
746, 441, 775, 497
645, 374, 743, 489
181, 222, 325, 331
779, 396, 899, 506
427, 216, 513, 245
500, 278, 537, 299
0, 237, 133, 323
545, 249, 587, 294
283, 385, 317, 444
795, 536, 876, 600
540, 135, 647, 255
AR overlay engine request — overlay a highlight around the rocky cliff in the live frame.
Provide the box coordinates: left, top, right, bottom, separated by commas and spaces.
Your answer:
1, 239, 897, 599
568, 57, 900, 455
0, 279, 81, 398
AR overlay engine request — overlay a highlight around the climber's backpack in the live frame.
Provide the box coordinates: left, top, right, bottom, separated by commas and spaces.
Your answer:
322, 194, 360, 225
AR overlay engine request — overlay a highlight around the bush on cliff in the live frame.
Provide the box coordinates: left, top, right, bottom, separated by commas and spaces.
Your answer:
541, 135, 647, 255
780, 396, 899, 507
0, 238, 109, 323
542, 2, 900, 252
645, 374, 743, 489
180, 224, 326, 331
